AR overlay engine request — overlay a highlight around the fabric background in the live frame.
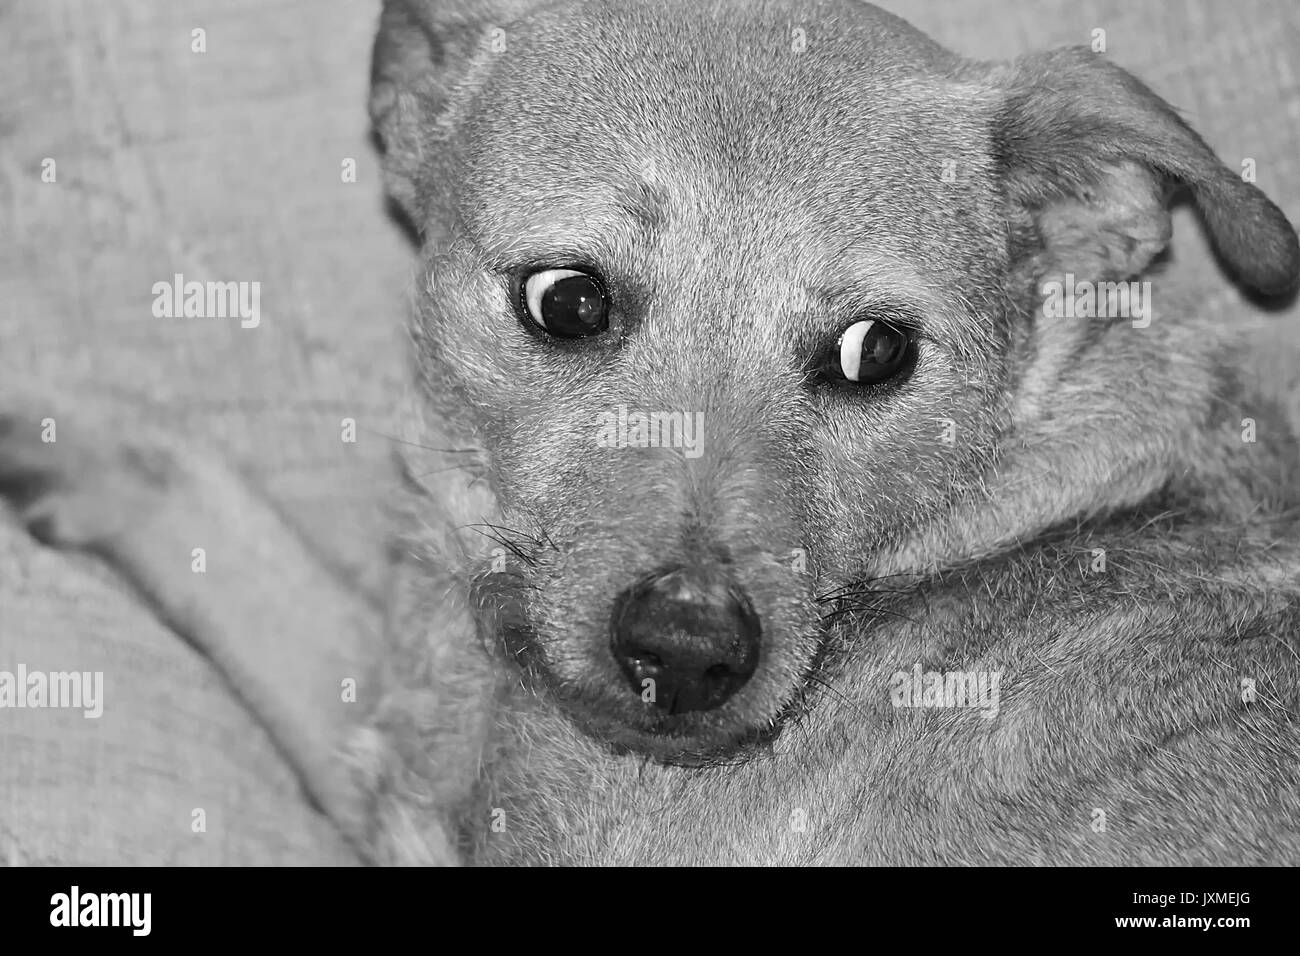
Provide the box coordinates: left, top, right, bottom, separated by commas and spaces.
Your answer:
1, 0, 1296, 864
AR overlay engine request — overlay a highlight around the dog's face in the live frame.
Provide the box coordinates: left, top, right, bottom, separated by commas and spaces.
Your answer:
372, 0, 1298, 759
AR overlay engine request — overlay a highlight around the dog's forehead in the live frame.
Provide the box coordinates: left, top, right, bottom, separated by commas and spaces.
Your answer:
454, 1, 999, 284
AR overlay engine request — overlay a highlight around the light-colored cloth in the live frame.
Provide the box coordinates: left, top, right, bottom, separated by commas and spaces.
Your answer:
1, 0, 1297, 864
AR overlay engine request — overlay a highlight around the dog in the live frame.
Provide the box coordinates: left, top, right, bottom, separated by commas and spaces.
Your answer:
3, 0, 1300, 864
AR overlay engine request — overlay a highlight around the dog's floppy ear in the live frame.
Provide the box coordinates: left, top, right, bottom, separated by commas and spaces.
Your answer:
369, 0, 540, 220
992, 47, 1300, 296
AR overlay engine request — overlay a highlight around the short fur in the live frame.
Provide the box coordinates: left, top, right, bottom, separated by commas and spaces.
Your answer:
3, 0, 1299, 864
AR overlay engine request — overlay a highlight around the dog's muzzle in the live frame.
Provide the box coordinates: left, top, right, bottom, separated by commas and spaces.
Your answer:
609, 566, 761, 713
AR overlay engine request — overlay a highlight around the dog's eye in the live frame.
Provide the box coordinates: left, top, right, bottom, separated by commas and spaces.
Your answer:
822, 319, 910, 384
520, 269, 609, 338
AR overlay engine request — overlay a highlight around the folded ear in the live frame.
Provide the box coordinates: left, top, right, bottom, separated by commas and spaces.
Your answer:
992, 47, 1299, 296
369, 0, 540, 221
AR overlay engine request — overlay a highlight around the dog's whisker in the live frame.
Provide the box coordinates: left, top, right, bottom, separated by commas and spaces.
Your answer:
801, 672, 873, 726
462, 521, 544, 546
408, 463, 486, 481
368, 429, 483, 456
813, 585, 916, 605
820, 600, 922, 628
814, 572, 925, 602
462, 526, 537, 566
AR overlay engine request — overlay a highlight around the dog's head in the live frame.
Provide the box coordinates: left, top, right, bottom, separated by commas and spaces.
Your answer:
372, 0, 1299, 760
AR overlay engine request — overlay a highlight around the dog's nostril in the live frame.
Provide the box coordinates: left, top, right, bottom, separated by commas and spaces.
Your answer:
609, 567, 761, 714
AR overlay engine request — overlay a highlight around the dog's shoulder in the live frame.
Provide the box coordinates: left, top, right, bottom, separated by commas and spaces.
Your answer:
470, 496, 1300, 865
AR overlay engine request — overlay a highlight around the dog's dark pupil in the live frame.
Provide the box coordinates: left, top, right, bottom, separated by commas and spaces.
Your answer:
850, 324, 906, 382
542, 275, 606, 336
865, 327, 904, 367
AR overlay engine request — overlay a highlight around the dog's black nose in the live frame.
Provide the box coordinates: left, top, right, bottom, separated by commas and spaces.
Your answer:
610, 567, 761, 713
